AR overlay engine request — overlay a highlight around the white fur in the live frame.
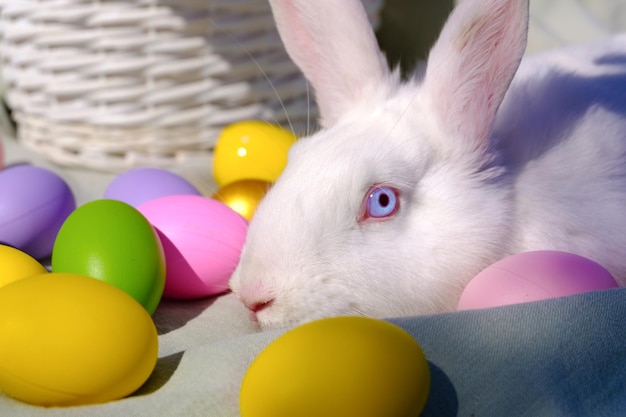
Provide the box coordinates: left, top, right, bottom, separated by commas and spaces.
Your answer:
229, 0, 626, 329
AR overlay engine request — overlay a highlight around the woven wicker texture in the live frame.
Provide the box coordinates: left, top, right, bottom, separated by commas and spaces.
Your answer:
0, 0, 382, 171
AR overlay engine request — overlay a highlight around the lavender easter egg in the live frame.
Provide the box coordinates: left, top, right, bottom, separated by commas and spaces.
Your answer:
0, 165, 75, 259
104, 168, 201, 207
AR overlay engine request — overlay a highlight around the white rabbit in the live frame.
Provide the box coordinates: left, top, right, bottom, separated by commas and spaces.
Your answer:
229, 0, 626, 329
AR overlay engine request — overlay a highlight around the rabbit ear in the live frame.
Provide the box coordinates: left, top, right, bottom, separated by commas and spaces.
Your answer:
268, 0, 390, 127
423, 0, 529, 151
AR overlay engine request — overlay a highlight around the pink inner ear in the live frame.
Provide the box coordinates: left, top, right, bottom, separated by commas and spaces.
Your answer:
268, 0, 391, 127
424, 0, 528, 150
274, 1, 321, 80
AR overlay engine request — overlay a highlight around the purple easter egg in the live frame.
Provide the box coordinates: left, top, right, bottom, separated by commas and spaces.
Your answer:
0, 165, 76, 259
104, 168, 201, 207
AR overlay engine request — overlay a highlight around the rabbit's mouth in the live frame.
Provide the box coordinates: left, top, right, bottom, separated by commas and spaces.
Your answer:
245, 299, 275, 325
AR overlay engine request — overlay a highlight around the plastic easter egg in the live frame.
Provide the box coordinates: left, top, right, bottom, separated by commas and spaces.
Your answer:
457, 250, 619, 310
0, 165, 76, 259
104, 167, 201, 207
0, 273, 158, 406
240, 316, 430, 417
138, 195, 247, 299
213, 121, 297, 186
0, 245, 47, 289
211, 179, 272, 220
52, 199, 165, 314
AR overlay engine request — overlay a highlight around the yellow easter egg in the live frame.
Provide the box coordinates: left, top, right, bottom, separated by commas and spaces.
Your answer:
211, 179, 272, 220
0, 273, 158, 406
240, 316, 430, 417
213, 121, 297, 186
0, 245, 47, 289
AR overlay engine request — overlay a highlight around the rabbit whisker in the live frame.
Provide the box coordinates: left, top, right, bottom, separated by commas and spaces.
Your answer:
204, 15, 295, 135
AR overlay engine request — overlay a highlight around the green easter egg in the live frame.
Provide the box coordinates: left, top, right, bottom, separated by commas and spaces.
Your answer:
51, 199, 165, 314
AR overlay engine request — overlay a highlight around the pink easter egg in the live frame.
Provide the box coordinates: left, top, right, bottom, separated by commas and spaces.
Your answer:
457, 250, 619, 311
138, 195, 247, 299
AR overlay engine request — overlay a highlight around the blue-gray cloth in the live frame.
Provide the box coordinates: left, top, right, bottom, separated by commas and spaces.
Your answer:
392, 288, 626, 417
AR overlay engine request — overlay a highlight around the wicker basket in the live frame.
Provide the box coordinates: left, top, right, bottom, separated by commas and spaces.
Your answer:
0, 0, 382, 171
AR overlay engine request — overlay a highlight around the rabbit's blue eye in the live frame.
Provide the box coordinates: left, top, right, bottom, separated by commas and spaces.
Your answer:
365, 186, 399, 219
